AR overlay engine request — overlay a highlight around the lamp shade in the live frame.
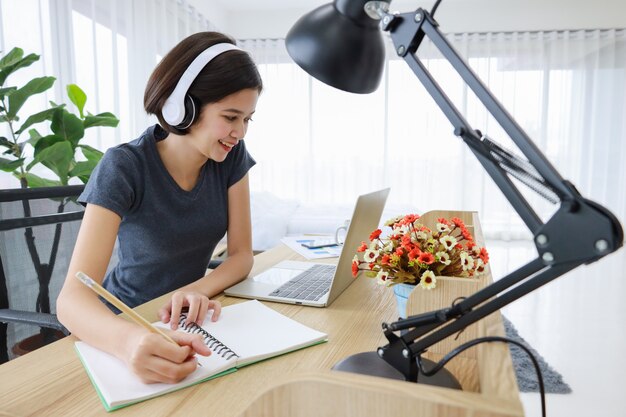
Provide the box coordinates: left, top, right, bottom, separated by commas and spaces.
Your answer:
285, 1, 386, 94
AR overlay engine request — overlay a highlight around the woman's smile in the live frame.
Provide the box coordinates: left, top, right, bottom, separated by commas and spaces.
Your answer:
218, 139, 237, 152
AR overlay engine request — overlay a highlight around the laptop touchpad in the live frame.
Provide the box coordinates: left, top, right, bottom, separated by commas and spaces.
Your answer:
252, 268, 304, 286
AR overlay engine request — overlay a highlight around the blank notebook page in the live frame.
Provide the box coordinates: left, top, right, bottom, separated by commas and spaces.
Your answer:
198, 299, 327, 366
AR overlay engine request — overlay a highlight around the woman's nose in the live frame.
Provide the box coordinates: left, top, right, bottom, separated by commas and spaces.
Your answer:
231, 121, 246, 139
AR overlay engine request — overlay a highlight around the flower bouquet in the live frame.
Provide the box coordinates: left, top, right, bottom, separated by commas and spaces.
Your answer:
352, 214, 489, 290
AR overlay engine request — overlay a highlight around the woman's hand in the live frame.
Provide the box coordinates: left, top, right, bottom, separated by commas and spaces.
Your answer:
123, 328, 212, 384
158, 290, 221, 330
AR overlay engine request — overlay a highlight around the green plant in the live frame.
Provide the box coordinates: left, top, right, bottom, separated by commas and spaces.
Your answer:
0, 47, 119, 188
0, 47, 119, 353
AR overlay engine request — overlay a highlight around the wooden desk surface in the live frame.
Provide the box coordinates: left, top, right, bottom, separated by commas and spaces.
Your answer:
0, 245, 401, 417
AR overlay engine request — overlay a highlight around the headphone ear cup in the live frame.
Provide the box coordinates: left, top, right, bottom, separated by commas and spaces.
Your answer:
176, 94, 198, 130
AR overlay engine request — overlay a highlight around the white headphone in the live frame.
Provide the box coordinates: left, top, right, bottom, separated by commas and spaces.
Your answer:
162, 42, 242, 129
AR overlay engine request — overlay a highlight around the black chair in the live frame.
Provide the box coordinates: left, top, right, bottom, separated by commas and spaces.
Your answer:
0, 185, 85, 363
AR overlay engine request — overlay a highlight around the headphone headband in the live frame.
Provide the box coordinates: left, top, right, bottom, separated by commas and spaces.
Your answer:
162, 42, 242, 126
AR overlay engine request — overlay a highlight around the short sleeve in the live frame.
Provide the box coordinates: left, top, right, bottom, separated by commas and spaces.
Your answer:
227, 139, 256, 188
78, 147, 138, 218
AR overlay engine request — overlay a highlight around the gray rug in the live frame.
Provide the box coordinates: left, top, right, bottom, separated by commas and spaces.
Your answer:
503, 316, 572, 394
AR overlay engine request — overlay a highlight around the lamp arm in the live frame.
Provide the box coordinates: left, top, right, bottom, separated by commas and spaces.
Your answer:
374, 7, 624, 382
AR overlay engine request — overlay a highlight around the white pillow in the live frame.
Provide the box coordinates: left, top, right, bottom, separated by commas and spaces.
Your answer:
250, 192, 299, 251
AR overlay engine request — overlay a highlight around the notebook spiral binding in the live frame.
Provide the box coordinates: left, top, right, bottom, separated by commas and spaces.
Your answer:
178, 315, 239, 360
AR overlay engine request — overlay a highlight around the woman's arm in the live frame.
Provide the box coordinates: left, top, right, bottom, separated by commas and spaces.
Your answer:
160, 173, 254, 327
57, 204, 209, 383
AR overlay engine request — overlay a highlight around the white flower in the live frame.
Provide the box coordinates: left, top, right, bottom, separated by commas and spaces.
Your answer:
384, 242, 394, 252
471, 245, 481, 256
436, 251, 451, 265
440, 235, 457, 250
364, 249, 380, 263
419, 270, 437, 290
416, 231, 428, 240
460, 251, 475, 271
436, 222, 450, 233
375, 270, 391, 286
395, 224, 410, 235
385, 215, 403, 227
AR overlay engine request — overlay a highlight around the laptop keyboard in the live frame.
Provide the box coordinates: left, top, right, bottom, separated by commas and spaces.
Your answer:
269, 264, 336, 301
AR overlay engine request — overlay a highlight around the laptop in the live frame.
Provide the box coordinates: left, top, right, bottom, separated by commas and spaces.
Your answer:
225, 188, 390, 307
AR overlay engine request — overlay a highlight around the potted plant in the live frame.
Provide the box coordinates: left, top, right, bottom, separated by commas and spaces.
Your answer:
0, 47, 119, 355
351, 212, 490, 318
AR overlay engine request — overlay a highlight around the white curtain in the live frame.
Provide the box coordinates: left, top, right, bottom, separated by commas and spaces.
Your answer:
0, 0, 215, 189
240, 29, 626, 239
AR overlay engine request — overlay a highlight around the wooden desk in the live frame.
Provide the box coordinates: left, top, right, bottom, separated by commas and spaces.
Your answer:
0, 245, 397, 416
0, 236, 523, 417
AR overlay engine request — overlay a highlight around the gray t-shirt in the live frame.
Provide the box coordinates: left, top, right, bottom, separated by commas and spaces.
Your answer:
79, 124, 255, 308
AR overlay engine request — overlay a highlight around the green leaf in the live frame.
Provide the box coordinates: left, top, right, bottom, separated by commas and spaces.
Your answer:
7, 76, 56, 118
67, 84, 87, 118
21, 172, 62, 188
0, 157, 24, 172
84, 112, 119, 129
27, 128, 43, 147
0, 53, 40, 87
0, 86, 17, 98
15, 106, 60, 134
33, 134, 64, 156
78, 144, 103, 163
69, 160, 97, 178
0, 136, 12, 149
51, 109, 84, 147
0, 48, 24, 70
26, 141, 73, 184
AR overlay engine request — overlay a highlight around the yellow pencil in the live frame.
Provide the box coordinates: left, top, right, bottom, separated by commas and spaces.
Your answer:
75, 271, 177, 345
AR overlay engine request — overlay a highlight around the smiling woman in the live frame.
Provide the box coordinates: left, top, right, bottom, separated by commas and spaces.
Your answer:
55, 31, 264, 385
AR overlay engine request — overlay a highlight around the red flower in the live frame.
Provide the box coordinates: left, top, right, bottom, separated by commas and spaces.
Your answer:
369, 229, 382, 241
357, 241, 368, 252
408, 248, 421, 261
400, 214, 420, 225
461, 227, 473, 242
352, 260, 359, 277
418, 252, 435, 265
480, 247, 490, 264
437, 217, 451, 226
451, 217, 465, 228
395, 247, 404, 256
381, 254, 391, 265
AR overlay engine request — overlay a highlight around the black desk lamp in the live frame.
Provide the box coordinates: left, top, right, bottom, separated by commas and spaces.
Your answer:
286, 0, 624, 387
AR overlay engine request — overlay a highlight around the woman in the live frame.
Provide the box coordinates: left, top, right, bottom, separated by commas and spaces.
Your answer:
57, 31, 262, 384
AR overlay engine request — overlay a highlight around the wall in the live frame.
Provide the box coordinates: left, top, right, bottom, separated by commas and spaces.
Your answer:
189, 0, 626, 39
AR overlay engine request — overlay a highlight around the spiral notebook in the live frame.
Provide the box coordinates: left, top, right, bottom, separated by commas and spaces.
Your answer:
74, 300, 327, 411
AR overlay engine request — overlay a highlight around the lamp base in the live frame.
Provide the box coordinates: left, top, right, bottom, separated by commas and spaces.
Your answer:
332, 351, 462, 390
